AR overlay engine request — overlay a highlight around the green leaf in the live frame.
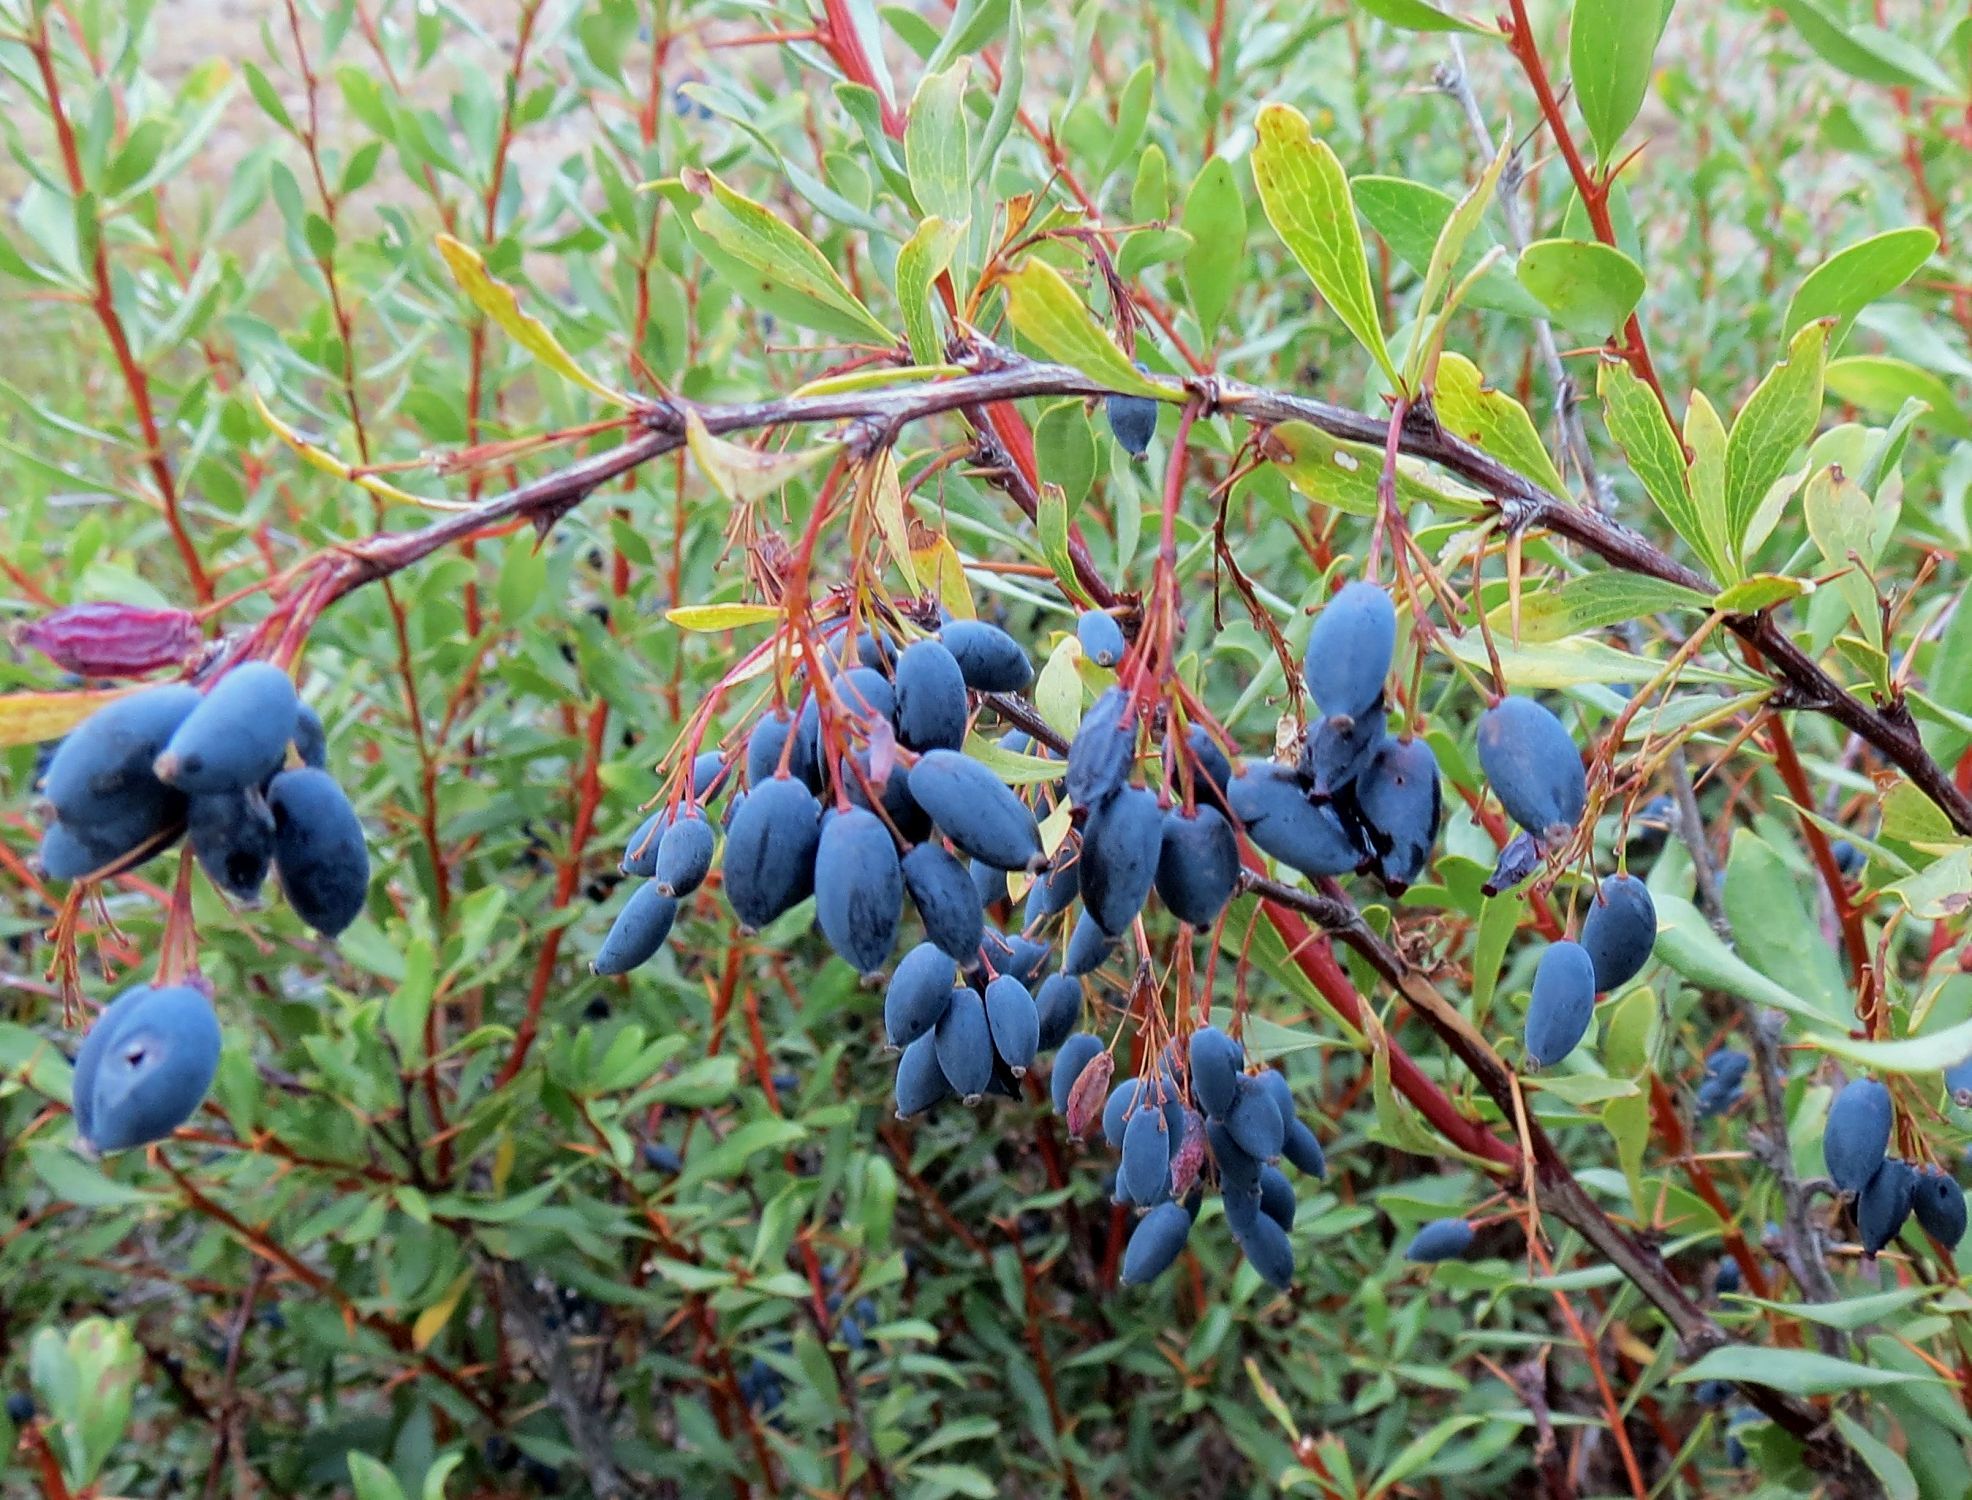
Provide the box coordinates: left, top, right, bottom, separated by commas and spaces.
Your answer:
1515, 238, 1645, 335
1355, 0, 1494, 34
1673, 1346, 1939, 1396
1732, 1285, 1931, 1331
1354, 176, 1546, 319
1267, 420, 1487, 518
999, 259, 1163, 397
962, 733, 1076, 786
1131, 143, 1170, 223
1033, 400, 1097, 514
1773, 0, 1955, 94
1652, 892, 1842, 1031
1433, 352, 1569, 499
972, 1, 1023, 187
667, 170, 895, 344
1803, 465, 1882, 647
1724, 320, 1831, 566
1486, 572, 1711, 643
347, 1453, 409, 1500
905, 62, 971, 227
29, 1145, 154, 1208
1598, 354, 1721, 577
1569, 0, 1660, 160
1784, 227, 1937, 350
1439, 630, 1754, 689
1250, 102, 1396, 386
1825, 356, 1972, 440
1722, 829, 1850, 1023
1713, 574, 1805, 613
1035, 482, 1086, 604
1182, 158, 1247, 340
435, 235, 630, 408
1405, 144, 1509, 385
1101, 63, 1155, 182
1832, 1412, 1919, 1500
1683, 390, 1738, 582
896, 215, 966, 365
1805, 1015, 1972, 1075
1885, 846, 1972, 922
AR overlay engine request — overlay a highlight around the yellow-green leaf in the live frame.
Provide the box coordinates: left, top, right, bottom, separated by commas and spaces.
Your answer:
1713, 574, 1806, 613
1486, 572, 1710, 643
685, 412, 838, 504
671, 170, 895, 344
961, 733, 1068, 785
1515, 237, 1646, 336
861, 448, 919, 591
1433, 352, 1568, 499
412, 1271, 473, 1352
1785, 226, 1938, 349
895, 217, 966, 365
905, 62, 970, 227
1406, 142, 1509, 385
665, 603, 785, 632
1683, 389, 1737, 583
253, 389, 464, 511
914, 534, 974, 618
1725, 320, 1831, 564
0, 687, 134, 749
999, 259, 1163, 397
436, 235, 629, 408
1268, 419, 1486, 517
1250, 103, 1396, 386
1597, 354, 1719, 577
1357, 0, 1494, 33
1824, 355, 1972, 440
1035, 481, 1089, 602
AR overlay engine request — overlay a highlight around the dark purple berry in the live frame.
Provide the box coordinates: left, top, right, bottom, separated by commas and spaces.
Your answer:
745, 710, 796, 784
1947, 1055, 1972, 1108
1051, 1033, 1104, 1114
1226, 762, 1365, 878
267, 768, 369, 937
1302, 710, 1386, 800
188, 788, 274, 903
593, 883, 678, 975
1524, 940, 1597, 1069
43, 683, 198, 825
901, 842, 985, 962
1165, 723, 1233, 813
894, 1032, 948, 1117
1063, 909, 1115, 976
1228, 1202, 1294, 1289
1354, 735, 1441, 892
1857, 1158, 1917, 1255
1824, 1079, 1893, 1194
621, 808, 669, 877
1034, 973, 1082, 1052
655, 811, 715, 897
1080, 784, 1161, 935
1913, 1169, 1967, 1249
1106, 389, 1158, 457
1258, 1165, 1296, 1229
1482, 831, 1542, 896
980, 928, 1050, 984
292, 703, 328, 770
884, 943, 957, 1048
1120, 1101, 1173, 1204
72, 983, 221, 1154
908, 751, 1043, 871
935, 986, 994, 1101
1222, 1075, 1285, 1161
893, 639, 969, 752
1282, 1118, 1326, 1178
1303, 580, 1396, 722
155, 662, 299, 794
1066, 687, 1137, 810
1188, 1027, 1244, 1119
984, 974, 1039, 1075
1120, 1199, 1192, 1285
1580, 872, 1656, 993
1155, 804, 1239, 928
722, 776, 822, 929
1476, 696, 1586, 843
936, 620, 1032, 693
1404, 1217, 1476, 1262
813, 807, 903, 977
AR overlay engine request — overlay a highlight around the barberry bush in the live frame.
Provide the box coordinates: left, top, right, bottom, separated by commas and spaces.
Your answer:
4, 0, 1972, 1496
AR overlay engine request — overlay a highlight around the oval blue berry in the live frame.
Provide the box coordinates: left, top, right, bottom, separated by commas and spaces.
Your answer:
75, 983, 222, 1154
655, 812, 716, 898
901, 842, 985, 963
1051, 1033, 1105, 1115
1155, 805, 1238, 928
1580, 872, 1656, 993
908, 751, 1042, 871
722, 776, 822, 929
893, 639, 969, 752
1119, 1199, 1192, 1286
1076, 610, 1126, 668
1524, 940, 1597, 1069
267, 768, 369, 937
1187, 1027, 1244, 1119
937, 620, 1032, 693
1404, 1217, 1476, 1263
1066, 687, 1137, 811
1823, 1078, 1893, 1194
155, 662, 299, 794
1303, 581, 1396, 722
1226, 761, 1365, 878
934, 986, 994, 1101
814, 807, 903, 977
884, 943, 957, 1048
593, 883, 679, 975
1476, 696, 1586, 843
984, 974, 1039, 1076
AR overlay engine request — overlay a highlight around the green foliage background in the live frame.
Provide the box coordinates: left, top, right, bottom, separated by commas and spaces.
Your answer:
3, 0, 1972, 1497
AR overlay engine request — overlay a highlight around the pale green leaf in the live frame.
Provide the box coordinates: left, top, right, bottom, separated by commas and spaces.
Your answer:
1182, 157, 1247, 340
905, 62, 970, 227
1569, 0, 1661, 160
1267, 419, 1487, 518
1515, 238, 1645, 335
1433, 352, 1569, 499
999, 259, 1163, 397
685, 413, 839, 504
1725, 320, 1831, 565
1784, 227, 1938, 350
1599, 354, 1720, 576
895, 215, 967, 365
1825, 356, 1972, 440
1673, 1345, 1938, 1396
1486, 572, 1711, 643
1354, 175, 1546, 319
1355, 0, 1494, 33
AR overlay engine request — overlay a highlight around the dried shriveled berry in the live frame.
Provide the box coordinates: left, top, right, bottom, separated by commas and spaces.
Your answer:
21, 601, 200, 678
1063, 909, 1115, 976
188, 788, 275, 903
1404, 1218, 1476, 1263
1354, 735, 1441, 892
593, 884, 678, 975
1524, 940, 1597, 1069
1476, 696, 1586, 843
908, 751, 1043, 871
72, 983, 222, 1155
901, 843, 985, 963
1581, 872, 1656, 992
1913, 1170, 1967, 1249
934, 986, 993, 1102
937, 620, 1032, 693
1824, 1079, 1893, 1195
1229, 1202, 1294, 1289
1034, 973, 1082, 1052
1227, 762, 1364, 878
984, 974, 1039, 1076
655, 812, 716, 897
1076, 610, 1126, 667
1121, 1102, 1173, 1204
1066, 687, 1137, 811
884, 943, 957, 1048
1081, 785, 1162, 935
1223, 1075, 1285, 1161
1120, 1200, 1192, 1286
1051, 1033, 1105, 1115
814, 807, 903, 977
723, 777, 822, 930
894, 1032, 949, 1118
1303, 579, 1395, 720
1155, 805, 1238, 928
893, 639, 969, 752
1188, 1027, 1244, 1119
1106, 389, 1158, 457
155, 662, 299, 794
1482, 831, 1542, 896
1857, 1158, 1917, 1255
268, 768, 369, 937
